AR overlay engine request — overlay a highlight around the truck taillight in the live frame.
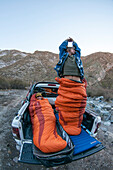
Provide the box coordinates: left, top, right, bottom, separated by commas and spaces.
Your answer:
12, 127, 20, 139
48, 84, 56, 86
94, 122, 101, 134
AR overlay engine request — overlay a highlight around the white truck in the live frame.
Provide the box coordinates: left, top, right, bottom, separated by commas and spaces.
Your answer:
12, 82, 104, 167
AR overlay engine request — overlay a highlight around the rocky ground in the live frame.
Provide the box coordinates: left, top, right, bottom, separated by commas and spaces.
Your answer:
0, 90, 113, 170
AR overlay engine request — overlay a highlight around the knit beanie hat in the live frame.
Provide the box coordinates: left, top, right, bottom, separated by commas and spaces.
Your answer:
35, 93, 42, 98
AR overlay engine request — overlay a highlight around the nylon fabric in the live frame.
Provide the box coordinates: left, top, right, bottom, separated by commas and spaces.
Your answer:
54, 40, 84, 79
55, 77, 87, 135
29, 94, 67, 153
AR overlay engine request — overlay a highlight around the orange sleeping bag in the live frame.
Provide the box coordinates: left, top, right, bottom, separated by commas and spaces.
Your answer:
55, 77, 87, 135
29, 94, 67, 153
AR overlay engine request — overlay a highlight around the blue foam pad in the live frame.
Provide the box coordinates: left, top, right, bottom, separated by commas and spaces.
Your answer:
70, 129, 101, 155
55, 113, 101, 155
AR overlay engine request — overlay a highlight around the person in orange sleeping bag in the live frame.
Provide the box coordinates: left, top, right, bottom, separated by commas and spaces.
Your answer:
55, 77, 87, 136
54, 38, 87, 135
29, 93, 67, 153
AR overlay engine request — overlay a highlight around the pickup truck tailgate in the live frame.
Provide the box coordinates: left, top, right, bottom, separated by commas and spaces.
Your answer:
18, 128, 104, 166
19, 141, 41, 165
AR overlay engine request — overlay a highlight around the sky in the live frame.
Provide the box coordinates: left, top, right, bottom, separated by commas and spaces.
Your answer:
0, 0, 113, 56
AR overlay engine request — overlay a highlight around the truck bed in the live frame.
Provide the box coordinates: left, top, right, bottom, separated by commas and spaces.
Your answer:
12, 82, 104, 167
19, 109, 104, 167
19, 128, 104, 166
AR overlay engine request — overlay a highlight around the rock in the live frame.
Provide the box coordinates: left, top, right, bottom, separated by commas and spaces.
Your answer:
92, 103, 96, 108
7, 143, 10, 147
100, 127, 107, 132
95, 96, 104, 101
101, 110, 109, 115
106, 131, 113, 140
13, 157, 18, 163
95, 108, 101, 114
3, 148, 7, 151
86, 103, 90, 108
98, 104, 105, 109
7, 162, 11, 166
100, 110, 110, 121
110, 114, 113, 123
88, 101, 96, 108
102, 105, 112, 111
87, 101, 95, 107
101, 114, 111, 121
103, 121, 111, 126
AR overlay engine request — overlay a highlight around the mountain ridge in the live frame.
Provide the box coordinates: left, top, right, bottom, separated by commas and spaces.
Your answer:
0, 49, 113, 98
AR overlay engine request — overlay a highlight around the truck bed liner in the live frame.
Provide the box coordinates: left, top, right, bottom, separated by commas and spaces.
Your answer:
19, 128, 104, 166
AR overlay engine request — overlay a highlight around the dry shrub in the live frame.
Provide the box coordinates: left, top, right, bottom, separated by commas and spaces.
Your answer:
0, 76, 10, 89
87, 86, 113, 100
0, 76, 28, 89
9, 79, 28, 89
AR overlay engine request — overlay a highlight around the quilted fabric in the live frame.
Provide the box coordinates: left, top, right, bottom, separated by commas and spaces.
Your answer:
55, 77, 87, 135
29, 94, 67, 153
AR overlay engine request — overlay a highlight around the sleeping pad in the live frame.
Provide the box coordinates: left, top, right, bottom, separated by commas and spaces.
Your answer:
29, 94, 67, 153
55, 77, 87, 135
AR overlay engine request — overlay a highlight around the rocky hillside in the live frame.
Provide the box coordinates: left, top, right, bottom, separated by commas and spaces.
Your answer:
0, 50, 113, 98
82, 52, 113, 86
0, 50, 29, 68
0, 50, 58, 84
82, 52, 113, 99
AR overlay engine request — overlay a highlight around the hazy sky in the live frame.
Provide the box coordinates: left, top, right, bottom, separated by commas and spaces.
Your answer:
0, 0, 113, 56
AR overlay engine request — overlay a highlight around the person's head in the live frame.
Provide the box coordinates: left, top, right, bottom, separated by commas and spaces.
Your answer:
35, 93, 42, 100
67, 47, 75, 55
70, 47, 75, 54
